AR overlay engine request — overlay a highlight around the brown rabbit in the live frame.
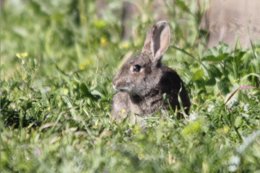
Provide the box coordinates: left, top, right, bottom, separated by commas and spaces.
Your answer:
112, 21, 191, 121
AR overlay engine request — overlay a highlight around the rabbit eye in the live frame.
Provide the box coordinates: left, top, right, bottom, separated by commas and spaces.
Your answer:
132, 64, 142, 72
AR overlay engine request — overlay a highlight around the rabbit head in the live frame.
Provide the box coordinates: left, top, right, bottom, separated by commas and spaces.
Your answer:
113, 21, 171, 97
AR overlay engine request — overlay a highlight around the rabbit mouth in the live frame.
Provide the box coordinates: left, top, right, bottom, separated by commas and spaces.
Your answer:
113, 85, 130, 92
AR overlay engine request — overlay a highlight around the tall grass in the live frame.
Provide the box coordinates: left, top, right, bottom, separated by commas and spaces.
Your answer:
0, 0, 259, 172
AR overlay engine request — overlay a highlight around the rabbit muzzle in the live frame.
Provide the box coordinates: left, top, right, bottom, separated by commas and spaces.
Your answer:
112, 79, 131, 92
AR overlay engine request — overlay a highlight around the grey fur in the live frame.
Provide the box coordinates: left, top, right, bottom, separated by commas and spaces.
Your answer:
112, 21, 191, 121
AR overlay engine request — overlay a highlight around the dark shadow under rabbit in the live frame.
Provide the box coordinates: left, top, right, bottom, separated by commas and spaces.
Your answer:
112, 21, 191, 121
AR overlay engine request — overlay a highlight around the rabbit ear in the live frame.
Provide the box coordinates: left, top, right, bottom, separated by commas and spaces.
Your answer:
142, 21, 171, 63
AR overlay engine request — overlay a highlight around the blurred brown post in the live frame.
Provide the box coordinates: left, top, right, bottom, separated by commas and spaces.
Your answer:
0, 0, 5, 8
121, 0, 168, 40
95, 0, 169, 41
121, 1, 138, 40
95, 0, 108, 18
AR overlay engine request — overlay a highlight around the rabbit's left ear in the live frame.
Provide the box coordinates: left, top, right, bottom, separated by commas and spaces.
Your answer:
142, 21, 171, 63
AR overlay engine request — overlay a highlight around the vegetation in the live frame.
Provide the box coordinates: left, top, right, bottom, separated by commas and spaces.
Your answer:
1, 0, 259, 172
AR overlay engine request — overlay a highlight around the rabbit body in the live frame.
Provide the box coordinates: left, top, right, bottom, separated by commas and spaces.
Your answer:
112, 21, 191, 121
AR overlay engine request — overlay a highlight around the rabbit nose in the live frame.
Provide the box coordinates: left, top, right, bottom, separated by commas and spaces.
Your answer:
113, 79, 126, 92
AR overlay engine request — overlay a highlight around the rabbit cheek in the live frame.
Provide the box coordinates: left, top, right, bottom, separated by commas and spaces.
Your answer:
129, 72, 147, 95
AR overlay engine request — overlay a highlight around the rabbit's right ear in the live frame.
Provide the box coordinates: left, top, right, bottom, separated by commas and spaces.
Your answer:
142, 21, 171, 64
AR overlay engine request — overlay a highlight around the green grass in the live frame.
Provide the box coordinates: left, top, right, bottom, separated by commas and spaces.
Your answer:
0, 0, 260, 172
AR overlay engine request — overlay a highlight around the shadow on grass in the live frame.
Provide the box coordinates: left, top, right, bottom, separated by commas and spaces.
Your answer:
0, 96, 41, 128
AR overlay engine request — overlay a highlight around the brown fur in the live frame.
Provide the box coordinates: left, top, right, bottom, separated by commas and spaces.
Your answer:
112, 21, 191, 121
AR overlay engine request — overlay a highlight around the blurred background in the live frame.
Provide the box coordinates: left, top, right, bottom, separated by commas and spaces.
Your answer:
1, 0, 207, 77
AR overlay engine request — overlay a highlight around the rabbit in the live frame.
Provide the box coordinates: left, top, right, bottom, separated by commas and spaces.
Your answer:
112, 21, 191, 121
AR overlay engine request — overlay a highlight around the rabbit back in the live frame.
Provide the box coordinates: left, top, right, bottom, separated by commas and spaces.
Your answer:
160, 66, 191, 114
